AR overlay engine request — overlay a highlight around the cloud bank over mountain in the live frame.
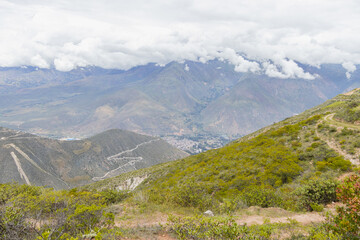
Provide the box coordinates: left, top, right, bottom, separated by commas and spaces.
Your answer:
0, 0, 360, 78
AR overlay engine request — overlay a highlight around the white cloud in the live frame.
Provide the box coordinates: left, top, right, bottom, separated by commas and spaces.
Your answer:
263, 62, 287, 79
184, 64, 189, 71
30, 54, 50, 69
342, 62, 357, 79
0, 0, 360, 79
261, 59, 316, 80
342, 62, 356, 73
217, 48, 260, 73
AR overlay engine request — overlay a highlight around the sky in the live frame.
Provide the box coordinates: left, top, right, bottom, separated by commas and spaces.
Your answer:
0, 0, 360, 79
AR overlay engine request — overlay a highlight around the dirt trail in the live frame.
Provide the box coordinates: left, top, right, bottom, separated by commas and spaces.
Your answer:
317, 115, 360, 165
116, 210, 326, 240
324, 113, 360, 131
123, 234, 177, 240
236, 212, 325, 225
92, 139, 159, 181
107, 139, 159, 161
116, 208, 326, 230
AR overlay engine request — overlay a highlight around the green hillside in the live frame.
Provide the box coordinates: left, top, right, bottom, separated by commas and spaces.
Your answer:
3, 89, 360, 239
86, 89, 360, 213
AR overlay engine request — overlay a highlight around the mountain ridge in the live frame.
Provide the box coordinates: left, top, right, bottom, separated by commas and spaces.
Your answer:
0, 127, 188, 189
0, 60, 359, 153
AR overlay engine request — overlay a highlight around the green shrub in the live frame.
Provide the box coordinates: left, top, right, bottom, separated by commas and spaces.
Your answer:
316, 156, 351, 172
240, 187, 282, 208
218, 197, 247, 214
353, 140, 360, 148
0, 183, 42, 204
338, 127, 354, 136
0, 184, 116, 240
295, 179, 338, 211
329, 127, 337, 133
99, 189, 131, 204
309, 203, 324, 212
301, 115, 321, 125
331, 172, 360, 238
334, 101, 360, 123
348, 147, 356, 155
171, 181, 219, 212
168, 215, 278, 240
308, 222, 342, 240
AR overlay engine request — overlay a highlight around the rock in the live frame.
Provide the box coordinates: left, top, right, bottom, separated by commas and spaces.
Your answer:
204, 210, 214, 216
116, 175, 148, 191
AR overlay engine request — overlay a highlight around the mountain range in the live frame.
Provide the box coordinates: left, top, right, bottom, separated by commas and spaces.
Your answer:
0, 61, 359, 153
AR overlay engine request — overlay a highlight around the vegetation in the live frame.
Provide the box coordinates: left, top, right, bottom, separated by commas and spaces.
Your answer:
334, 101, 360, 124
134, 114, 351, 213
331, 172, 360, 238
0, 183, 123, 240
4, 90, 360, 239
294, 178, 338, 211
168, 215, 306, 239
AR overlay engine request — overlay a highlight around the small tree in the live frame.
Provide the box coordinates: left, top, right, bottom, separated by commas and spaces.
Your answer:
295, 179, 338, 211
332, 172, 360, 238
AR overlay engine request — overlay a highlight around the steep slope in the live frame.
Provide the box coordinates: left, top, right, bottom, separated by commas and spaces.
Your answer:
0, 127, 188, 189
201, 76, 328, 135
87, 89, 360, 210
0, 61, 358, 153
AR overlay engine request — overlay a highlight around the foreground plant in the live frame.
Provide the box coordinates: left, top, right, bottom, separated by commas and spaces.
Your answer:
331, 172, 360, 238
0, 183, 118, 240
167, 215, 303, 240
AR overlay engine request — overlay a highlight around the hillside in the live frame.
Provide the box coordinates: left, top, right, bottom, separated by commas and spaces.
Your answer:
86, 89, 360, 210
3, 89, 360, 239
0, 128, 188, 189
0, 61, 359, 153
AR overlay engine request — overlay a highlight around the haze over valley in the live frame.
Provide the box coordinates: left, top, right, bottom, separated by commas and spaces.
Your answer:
0, 61, 359, 153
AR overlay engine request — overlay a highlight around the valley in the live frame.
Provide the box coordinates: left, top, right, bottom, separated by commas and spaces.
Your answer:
2, 89, 360, 239
0, 62, 359, 153
1, 65, 360, 239
78, 88, 360, 239
2, 1, 360, 239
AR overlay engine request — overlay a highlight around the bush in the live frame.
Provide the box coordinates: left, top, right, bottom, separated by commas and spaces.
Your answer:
295, 179, 338, 211
308, 222, 342, 240
309, 203, 324, 212
337, 127, 354, 137
329, 127, 337, 133
353, 140, 360, 148
171, 181, 220, 212
168, 215, 278, 240
99, 189, 131, 204
218, 198, 247, 214
240, 187, 282, 208
0, 184, 116, 240
0, 183, 41, 204
331, 172, 360, 238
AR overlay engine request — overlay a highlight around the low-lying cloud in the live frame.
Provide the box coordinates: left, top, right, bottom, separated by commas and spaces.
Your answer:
0, 0, 360, 79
